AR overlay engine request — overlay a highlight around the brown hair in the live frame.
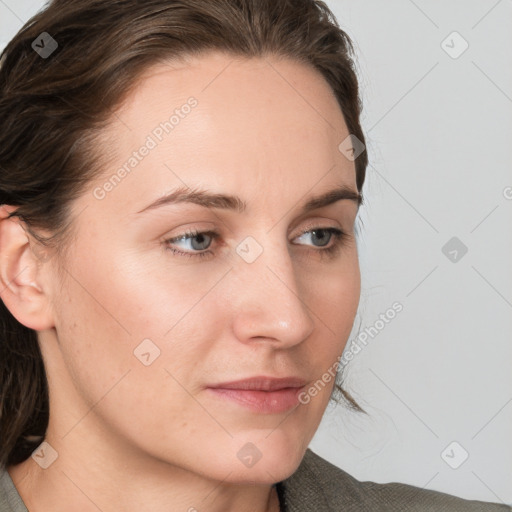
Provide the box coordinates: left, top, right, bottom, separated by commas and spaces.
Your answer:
0, 0, 368, 469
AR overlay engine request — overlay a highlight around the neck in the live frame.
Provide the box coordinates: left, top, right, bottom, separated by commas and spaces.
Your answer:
8, 425, 281, 512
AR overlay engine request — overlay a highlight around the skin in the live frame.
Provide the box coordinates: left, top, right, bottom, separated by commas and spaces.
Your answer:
0, 51, 361, 512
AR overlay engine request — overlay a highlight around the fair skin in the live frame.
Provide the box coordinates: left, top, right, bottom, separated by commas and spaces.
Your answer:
0, 51, 361, 512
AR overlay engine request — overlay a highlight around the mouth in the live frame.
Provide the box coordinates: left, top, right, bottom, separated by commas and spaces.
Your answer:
206, 376, 308, 414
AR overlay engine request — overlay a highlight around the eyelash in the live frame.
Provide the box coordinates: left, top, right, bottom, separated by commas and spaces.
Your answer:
163, 226, 347, 260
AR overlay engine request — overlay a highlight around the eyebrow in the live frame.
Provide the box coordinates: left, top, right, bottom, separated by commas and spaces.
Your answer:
136, 184, 362, 215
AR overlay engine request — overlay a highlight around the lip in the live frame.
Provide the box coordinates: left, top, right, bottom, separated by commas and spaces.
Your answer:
206, 376, 307, 414
209, 376, 308, 391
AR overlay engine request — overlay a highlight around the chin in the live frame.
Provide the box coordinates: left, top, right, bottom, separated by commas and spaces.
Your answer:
212, 432, 309, 485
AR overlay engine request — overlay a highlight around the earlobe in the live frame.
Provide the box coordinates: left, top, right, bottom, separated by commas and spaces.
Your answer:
0, 204, 55, 331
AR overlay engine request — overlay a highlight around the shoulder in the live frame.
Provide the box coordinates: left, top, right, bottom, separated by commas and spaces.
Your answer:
278, 448, 511, 512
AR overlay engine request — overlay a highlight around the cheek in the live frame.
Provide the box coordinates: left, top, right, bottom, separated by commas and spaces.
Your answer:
51, 248, 226, 404
310, 251, 360, 331
300, 253, 360, 392
49, 261, 219, 449
50, 268, 137, 413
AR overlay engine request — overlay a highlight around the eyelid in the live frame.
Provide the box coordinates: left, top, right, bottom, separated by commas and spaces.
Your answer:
293, 221, 341, 238
164, 221, 343, 245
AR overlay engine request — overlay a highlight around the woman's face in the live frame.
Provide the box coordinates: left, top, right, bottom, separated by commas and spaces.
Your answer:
40, 51, 361, 483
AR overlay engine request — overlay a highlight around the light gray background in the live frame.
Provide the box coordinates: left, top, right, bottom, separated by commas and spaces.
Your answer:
1, 0, 511, 506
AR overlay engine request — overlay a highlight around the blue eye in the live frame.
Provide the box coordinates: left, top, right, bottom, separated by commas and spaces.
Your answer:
164, 229, 217, 259
163, 227, 347, 260
295, 227, 340, 248
293, 227, 346, 259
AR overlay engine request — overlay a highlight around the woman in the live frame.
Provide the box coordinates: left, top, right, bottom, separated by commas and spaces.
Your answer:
0, 1, 509, 510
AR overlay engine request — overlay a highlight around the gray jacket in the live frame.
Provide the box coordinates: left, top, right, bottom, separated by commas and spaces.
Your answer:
1, 448, 510, 511
277, 449, 511, 511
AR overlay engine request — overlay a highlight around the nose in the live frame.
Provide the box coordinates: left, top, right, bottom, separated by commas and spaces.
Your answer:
230, 237, 315, 349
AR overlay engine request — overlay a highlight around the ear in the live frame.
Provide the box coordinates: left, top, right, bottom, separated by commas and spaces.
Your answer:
0, 204, 55, 331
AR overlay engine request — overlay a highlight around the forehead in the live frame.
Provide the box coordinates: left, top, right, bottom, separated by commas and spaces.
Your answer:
83, 51, 357, 217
